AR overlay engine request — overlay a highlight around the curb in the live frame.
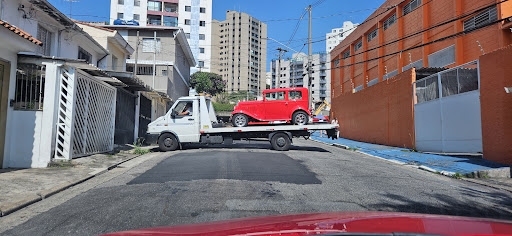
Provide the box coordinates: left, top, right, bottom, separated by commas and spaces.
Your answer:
0, 153, 144, 217
309, 138, 512, 193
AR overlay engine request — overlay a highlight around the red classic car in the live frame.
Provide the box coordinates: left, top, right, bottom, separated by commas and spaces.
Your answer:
231, 87, 311, 127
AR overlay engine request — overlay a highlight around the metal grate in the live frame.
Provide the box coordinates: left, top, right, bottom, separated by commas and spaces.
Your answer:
342, 50, 350, 59
463, 6, 497, 31
354, 40, 363, 51
403, 0, 421, 16
428, 45, 455, 68
72, 70, 116, 157
414, 60, 479, 104
383, 13, 396, 30
55, 68, 116, 160
367, 28, 378, 42
14, 63, 46, 110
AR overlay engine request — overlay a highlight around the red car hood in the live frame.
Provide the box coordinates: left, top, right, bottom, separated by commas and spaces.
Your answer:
103, 212, 512, 236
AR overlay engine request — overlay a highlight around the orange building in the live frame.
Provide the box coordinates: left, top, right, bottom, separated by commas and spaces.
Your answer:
329, 0, 512, 164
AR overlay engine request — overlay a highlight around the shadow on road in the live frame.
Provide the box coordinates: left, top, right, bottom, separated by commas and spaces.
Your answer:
369, 187, 512, 220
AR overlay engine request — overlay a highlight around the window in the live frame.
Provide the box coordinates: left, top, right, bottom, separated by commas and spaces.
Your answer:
163, 16, 178, 26
403, 0, 421, 16
265, 92, 285, 101
333, 58, 340, 66
147, 15, 161, 25
198, 61, 205, 67
463, 6, 497, 31
164, 3, 178, 13
200, 7, 206, 13
354, 40, 363, 51
367, 28, 378, 42
185, 6, 191, 12
288, 91, 302, 100
118, 0, 124, 4
136, 66, 154, 75
199, 34, 205, 40
185, 19, 191, 25
134, 0, 140, 6
13, 63, 46, 111
343, 50, 350, 59
133, 14, 140, 21
117, 12, 124, 19
161, 69, 168, 76
37, 25, 52, 56
383, 13, 396, 30
200, 48, 205, 53
112, 56, 118, 71
147, 1, 161, 11
78, 47, 92, 64
200, 21, 206, 27
142, 38, 161, 53
185, 33, 190, 39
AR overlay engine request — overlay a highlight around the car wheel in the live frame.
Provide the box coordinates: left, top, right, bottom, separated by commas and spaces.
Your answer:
270, 133, 291, 151
158, 133, 179, 152
292, 111, 309, 125
232, 113, 249, 127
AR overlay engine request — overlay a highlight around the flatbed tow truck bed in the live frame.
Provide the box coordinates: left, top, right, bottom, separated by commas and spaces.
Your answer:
147, 95, 338, 151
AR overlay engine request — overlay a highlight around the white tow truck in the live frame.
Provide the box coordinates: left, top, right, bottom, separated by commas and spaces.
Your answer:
146, 95, 338, 151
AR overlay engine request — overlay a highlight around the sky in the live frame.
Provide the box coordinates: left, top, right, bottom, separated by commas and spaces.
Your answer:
47, 0, 386, 67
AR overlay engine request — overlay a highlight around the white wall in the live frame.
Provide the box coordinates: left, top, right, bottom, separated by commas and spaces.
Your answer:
415, 90, 483, 153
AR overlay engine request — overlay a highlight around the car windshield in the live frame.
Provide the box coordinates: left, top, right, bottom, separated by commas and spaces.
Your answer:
1, 0, 512, 236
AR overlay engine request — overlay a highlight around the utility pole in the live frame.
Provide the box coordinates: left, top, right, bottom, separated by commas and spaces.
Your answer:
307, 5, 313, 110
152, 31, 157, 89
276, 48, 288, 89
133, 30, 140, 76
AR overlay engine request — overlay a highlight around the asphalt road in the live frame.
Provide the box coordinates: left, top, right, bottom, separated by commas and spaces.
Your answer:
2, 139, 512, 235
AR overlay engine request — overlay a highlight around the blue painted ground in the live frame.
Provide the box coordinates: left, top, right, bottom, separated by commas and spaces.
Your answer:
310, 132, 509, 174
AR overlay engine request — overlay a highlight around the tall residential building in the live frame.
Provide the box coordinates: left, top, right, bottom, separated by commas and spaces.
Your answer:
271, 53, 331, 104
326, 21, 358, 52
110, 0, 211, 72
211, 11, 267, 97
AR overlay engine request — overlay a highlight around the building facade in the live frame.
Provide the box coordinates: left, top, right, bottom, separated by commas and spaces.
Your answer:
110, 0, 211, 72
329, 0, 512, 164
210, 11, 267, 98
326, 21, 358, 53
103, 25, 196, 115
271, 52, 331, 104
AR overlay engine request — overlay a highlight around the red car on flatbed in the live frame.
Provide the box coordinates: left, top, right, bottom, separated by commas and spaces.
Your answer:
231, 87, 311, 127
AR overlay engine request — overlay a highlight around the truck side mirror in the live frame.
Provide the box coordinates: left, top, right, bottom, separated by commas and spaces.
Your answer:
171, 113, 176, 119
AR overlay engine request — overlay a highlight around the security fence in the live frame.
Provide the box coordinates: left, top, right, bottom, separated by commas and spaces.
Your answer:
414, 60, 479, 104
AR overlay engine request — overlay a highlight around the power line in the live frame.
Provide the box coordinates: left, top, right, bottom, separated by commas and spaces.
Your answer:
328, 17, 509, 71
328, 0, 509, 58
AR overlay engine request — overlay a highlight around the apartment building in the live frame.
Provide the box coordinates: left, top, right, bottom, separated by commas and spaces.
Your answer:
326, 21, 358, 53
211, 11, 267, 97
110, 0, 211, 72
271, 52, 331, 104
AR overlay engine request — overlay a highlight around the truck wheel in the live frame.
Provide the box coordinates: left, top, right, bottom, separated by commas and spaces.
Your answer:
158, 133, 179, 152
271, 133, 291, 151
232, 113, 249, 127
292, 111, 309, 125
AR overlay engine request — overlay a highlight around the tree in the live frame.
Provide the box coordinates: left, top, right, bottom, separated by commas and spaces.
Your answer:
190, 72, 226, 96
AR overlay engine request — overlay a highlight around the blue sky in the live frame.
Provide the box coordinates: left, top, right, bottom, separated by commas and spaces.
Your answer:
48, 0, 385, 64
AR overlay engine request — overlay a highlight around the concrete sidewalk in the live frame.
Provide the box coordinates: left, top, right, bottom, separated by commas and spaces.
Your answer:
310, 132, 511, 178
0, 145, 156, 217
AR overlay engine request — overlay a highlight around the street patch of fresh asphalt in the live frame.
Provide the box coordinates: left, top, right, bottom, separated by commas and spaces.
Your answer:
128, 151, 321, 185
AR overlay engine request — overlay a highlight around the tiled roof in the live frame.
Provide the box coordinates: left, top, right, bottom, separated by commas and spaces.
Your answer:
73, 20, 115, 32
0, 20, 43, 46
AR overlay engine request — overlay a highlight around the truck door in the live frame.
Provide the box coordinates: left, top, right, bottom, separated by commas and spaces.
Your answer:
169, 100, 200, 142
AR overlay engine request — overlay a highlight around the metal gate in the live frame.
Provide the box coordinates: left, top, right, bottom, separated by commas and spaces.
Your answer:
413, 60, 483, 153
138, 95, 152, 143
55, 68, 117, 160
114, 88, 136, 145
